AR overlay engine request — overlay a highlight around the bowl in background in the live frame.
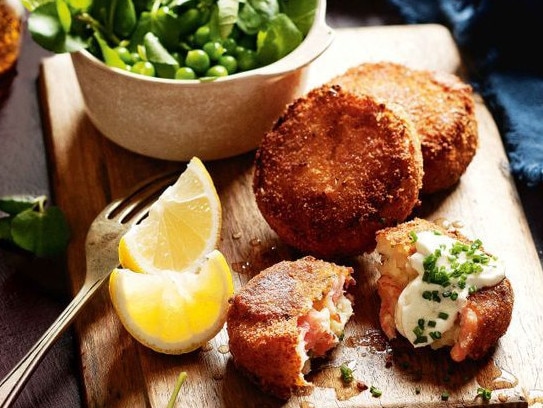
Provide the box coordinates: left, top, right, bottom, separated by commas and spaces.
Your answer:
70, 0, 333, 162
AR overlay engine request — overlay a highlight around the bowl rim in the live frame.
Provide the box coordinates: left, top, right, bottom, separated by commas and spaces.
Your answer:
73, 0, 333, 86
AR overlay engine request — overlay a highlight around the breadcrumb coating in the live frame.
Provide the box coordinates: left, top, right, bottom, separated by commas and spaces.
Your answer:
331, 62, 478, 194
253, 84, 423, 258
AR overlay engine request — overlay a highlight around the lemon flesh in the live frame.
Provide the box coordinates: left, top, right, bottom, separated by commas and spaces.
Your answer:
119, 157, 221, 274
109, 157, 231, 354
110, 250, 234, 354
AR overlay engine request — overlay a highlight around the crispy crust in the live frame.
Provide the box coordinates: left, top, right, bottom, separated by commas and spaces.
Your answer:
375, 218, 514, 361
253, 84, 423, 258
453, 278, 513, 361
330, 62, 478, 194
226, 256, 354, 399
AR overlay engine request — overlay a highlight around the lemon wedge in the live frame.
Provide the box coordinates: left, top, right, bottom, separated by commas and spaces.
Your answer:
119, 156, 222, 274
110, 250, 233, 354
109, 157, 233, 354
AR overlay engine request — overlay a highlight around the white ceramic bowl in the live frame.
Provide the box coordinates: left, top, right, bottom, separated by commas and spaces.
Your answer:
70, 1, 333, 161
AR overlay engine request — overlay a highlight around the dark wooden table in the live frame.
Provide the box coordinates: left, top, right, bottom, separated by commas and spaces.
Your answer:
0, 2, 541, 407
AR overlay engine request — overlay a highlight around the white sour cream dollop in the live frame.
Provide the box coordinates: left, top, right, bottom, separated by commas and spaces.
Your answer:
395, 230, 505, 347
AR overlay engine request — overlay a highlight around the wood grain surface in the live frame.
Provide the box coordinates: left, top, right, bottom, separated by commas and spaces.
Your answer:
39, 25, 543, 407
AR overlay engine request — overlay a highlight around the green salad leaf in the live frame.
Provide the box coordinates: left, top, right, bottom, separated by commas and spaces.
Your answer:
0, 195, 40, 215
24, 0, 317, 79
256, 13, 302, 66
0, 195, 70, 258
144, 32, 180, 78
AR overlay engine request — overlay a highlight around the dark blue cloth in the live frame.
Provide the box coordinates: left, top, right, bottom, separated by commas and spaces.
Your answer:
387, 0, 543, 186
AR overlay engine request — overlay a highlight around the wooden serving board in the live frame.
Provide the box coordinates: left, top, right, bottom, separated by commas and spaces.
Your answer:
39, 24, 543, 407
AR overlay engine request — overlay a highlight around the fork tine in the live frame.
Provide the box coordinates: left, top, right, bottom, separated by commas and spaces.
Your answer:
107, 171, 181, 224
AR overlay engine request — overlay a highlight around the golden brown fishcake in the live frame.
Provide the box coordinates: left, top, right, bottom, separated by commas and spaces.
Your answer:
226, 256, 355, 399
375, 218, 513, 362
253, 84, 423, 259
331, 62, 478, 194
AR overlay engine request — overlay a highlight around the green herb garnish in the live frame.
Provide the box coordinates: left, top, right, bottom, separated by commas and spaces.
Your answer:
477, 387, 492, 401
0, 195, 70, 257
23, 0, 318, 80
441, 390, 450, 401
339, 364, 354, 384
370, 385, 382, 397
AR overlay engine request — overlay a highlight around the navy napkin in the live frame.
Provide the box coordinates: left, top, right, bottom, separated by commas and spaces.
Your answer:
387, 0, 543, 186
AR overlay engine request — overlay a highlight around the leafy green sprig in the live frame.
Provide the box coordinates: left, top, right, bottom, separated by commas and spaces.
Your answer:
0, 195, 70, 257
24, 0, 317, 79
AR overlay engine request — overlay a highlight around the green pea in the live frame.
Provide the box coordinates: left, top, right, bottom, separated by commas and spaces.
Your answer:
115, 46, 133, 64
206, 65, 228, 77
218, 55, 237, 74
178, 8, 201, 37
237, 49, 258, 72
132, 61, 155, 77
185, 49, 210, 75
175, 67, 197, 80
222, 38, 237, 55
234, 45, 246, 57
193, 25, 210, 48
203, 41, 225, 61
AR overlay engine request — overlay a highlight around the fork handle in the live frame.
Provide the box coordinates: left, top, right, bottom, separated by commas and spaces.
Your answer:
0, 276, 108, 408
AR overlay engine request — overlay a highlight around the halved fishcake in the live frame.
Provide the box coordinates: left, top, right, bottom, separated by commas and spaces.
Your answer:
226, 256, 355, 399
374, 218, 513, 362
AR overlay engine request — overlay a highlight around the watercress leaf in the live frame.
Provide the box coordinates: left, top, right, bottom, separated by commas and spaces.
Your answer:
67, 0, 92, 10
237, 2, 261, 35
279, 0, 317, 36
129, 8, 181, 53
143, 32, 179, 78
217, 0, 239, 38
206, 4, 223, 41
0, 195, 39, 215
166, 0, 193, 8
56, 0, 71, 33
28, 2, 87, 52
11, 206, 70, 257
22, 0, 51, 12
113, 0, 138, 39
95, 33, 128, 69
132, 0, 152, 14
28, 2, 66, 52
0, 217, 13, 242
256, 13, 301, 66
150, 6, 183, 50
128, 11, 152, 52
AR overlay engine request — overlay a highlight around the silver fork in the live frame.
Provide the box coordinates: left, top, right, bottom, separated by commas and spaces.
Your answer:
0, 171, 179, 408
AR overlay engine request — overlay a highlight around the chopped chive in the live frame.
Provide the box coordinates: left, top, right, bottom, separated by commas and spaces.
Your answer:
418, 318, 425, 329
415, 386, 421, 394
339, 364, 354, 383
438, 312, 449, 320
450, 292, 458, 300
414, 335, 428, 345
477, 387, 492, 401
429, 331, 442, 340
441, 391, 450, 401
428, 320, 436, 328
409, 230, 418, 242
413, 326, 424, 337
370, 385, 382, 397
